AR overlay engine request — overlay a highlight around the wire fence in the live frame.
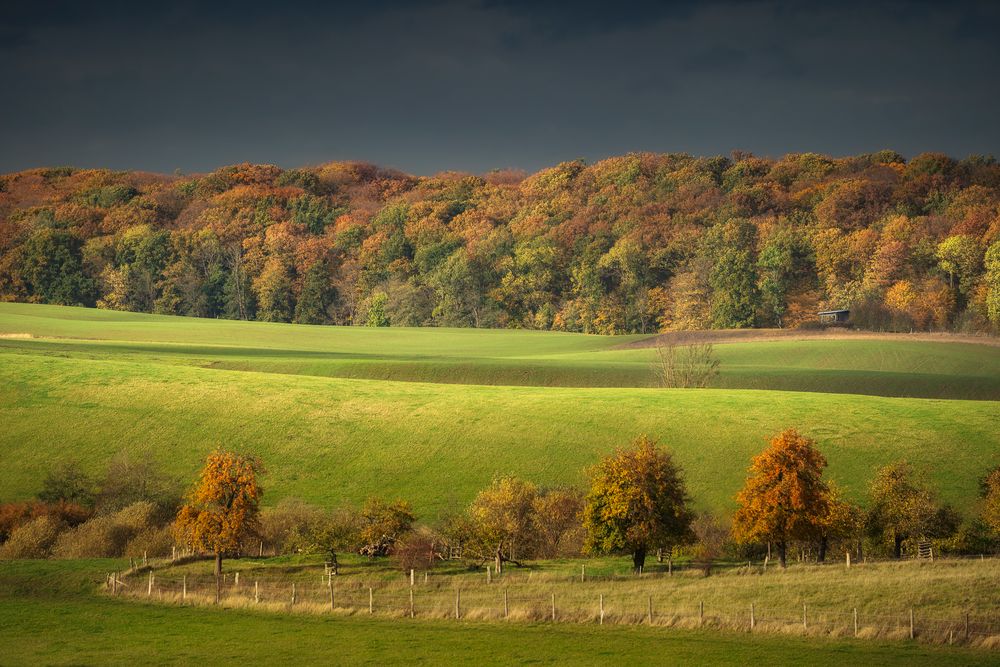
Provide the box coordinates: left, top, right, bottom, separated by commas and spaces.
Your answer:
108, 567, 1000, 648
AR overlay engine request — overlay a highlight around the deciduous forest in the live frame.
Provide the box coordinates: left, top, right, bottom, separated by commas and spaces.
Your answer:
2, 150, 999, 334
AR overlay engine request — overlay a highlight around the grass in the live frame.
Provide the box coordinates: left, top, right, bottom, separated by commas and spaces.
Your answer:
2, 302, 999, 399
0, 303, 998, 515
1, 350, 997, 515
1, 559, 997, 665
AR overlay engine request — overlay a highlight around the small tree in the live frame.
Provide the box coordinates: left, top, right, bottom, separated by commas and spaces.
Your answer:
816, 484, 862, 562
866, 461, 954, 558
357, 498, 414, 558
732, 429, 830, 568
37, 461, 96, 508
468, 476, 539, 573
653, 340, 720, 388
366, 290, 390, 327
532, 487, 585, 558
174, 451, 264, 578
584, 436, 695, 572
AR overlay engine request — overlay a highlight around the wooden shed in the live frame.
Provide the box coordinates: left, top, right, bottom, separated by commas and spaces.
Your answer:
817, 309, 850, 325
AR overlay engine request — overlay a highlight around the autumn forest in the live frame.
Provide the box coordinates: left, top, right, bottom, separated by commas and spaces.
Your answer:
2, 150, 1000, 334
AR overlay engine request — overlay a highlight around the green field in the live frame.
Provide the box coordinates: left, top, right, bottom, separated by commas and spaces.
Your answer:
0, 560, 995, 666
0, 303, 998, 515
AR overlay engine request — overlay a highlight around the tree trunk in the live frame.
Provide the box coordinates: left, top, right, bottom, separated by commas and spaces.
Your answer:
818, 536, 828, 563
778, 540, 787, 568
495, 544, 503, 575
894, 535, 903, 559
632, 546, 647, 573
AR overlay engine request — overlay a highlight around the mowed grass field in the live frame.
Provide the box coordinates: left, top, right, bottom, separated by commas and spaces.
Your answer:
0, 303, 998, 515
0, 560, 996, 666
2, 302, 999, 398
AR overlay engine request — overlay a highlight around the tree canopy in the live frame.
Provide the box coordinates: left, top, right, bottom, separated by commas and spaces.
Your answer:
731, 429, 831, 567
583, 436, 695, 572
2, 152, 999, 333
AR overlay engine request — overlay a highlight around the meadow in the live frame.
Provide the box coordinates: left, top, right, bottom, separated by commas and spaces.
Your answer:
1, 559, 997, 666
1, 302, 998, 515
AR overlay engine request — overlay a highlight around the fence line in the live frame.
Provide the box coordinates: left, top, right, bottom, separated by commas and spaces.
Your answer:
110, 573, 1000, 647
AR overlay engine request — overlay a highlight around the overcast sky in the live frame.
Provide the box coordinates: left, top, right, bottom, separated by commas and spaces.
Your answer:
3, 0, 999, 175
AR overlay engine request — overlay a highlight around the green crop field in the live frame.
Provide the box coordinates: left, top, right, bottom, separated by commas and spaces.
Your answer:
0, 560, 996, 666
0, 302, 998, 516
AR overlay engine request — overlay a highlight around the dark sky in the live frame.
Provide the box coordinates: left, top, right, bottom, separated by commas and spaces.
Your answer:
3, 0, 999, 175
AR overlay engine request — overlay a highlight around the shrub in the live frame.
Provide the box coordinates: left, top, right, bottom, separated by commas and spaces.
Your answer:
51, 501, 159, 558
391, 527, 442, 572
0, 501, 89, 543
0, 515, 66, 558
125, 526, 174, 558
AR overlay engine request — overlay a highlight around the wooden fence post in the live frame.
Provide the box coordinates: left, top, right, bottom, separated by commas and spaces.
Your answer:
802, 603, 807, 630
503, 588, 509, 619
291, 583, 296, 606
487, 566, 491, 584
750, 603, 755, 630
182, 575, 187, 602
254, 580, 259, 604
699, 600, 704, 627
409, 588, 414, 618
329, 579, 334, 611
234, 572, 239, 588
853, 608, 858, 638
909, 608, 914, 640
455, 589, 461, 620
148, 571, 153, 597
551, 592, 556, 622
846, 551, 851, 569
410, 569, 414, 587
581, 564, 585, 582
599, 593, 604, 625
647, 595, 652, 624
369, 587, 373, 615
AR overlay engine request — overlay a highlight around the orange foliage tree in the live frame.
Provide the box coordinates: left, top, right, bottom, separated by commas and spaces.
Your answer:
174, 451, 264, 577
583, 436, 695, 572
732, 429, 830, 567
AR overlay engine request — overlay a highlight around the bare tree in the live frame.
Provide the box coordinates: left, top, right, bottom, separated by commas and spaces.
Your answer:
653, 340, 720, 388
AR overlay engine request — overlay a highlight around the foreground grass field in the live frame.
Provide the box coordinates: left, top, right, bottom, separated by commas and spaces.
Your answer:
2, 302, 999, 399
0, 560, 996, 666
1, 303, 998, 514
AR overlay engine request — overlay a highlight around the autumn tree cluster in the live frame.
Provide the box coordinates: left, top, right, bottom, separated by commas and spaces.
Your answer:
2, 151, 1000, 334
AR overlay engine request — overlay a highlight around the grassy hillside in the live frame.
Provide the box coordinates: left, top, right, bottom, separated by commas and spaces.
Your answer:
2, 303, 999, 399
1, 344, 996, 516
0, 560, 995, 666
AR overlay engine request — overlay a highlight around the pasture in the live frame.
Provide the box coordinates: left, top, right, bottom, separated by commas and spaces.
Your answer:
0, 302, 998, 515
0, 559, 997, 665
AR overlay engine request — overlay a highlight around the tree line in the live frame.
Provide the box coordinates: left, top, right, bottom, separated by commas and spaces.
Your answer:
1, 151, 1000, 333
5, 435, 997, 573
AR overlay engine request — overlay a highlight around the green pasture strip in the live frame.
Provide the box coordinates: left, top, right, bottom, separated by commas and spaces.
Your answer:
1, 351, 996, 515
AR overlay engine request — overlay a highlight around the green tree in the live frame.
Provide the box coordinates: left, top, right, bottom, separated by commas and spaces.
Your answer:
584, 436, 695, 572
936, 235, 983, 303
708, 219, 759, 328
984, 241, 1000, 327
294, 262, 332, 324
20, 228, 95, 306
366, 290, 390, 327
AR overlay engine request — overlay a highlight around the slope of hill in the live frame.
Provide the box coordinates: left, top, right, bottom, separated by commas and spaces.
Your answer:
2, 303, 998, 399
1, 304, 997, 516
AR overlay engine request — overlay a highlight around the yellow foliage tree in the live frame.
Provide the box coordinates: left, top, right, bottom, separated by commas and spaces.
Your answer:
583, 436, 695, 572
174, 451, 264, 578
